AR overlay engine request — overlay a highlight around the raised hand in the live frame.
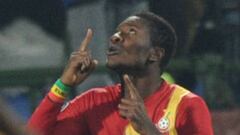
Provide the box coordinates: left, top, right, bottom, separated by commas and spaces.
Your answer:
118, 74, 161, 135
60, 29, 98, 86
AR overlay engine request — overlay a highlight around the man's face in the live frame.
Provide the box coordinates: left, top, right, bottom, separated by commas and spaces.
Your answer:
106, 16, 151, 71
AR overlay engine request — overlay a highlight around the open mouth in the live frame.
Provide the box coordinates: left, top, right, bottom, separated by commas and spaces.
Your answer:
106, 46, 120, 56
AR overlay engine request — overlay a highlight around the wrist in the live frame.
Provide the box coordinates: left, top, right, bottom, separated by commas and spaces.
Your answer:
60, 76, 75, 86
55, 79, 71, 92
48, 79, 72, 103
141, 121, 162, 135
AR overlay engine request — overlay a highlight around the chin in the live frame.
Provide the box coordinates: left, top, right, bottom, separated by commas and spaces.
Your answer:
106, 60, 118, 70
106, 62, 134, 74
106, 57, 143, 73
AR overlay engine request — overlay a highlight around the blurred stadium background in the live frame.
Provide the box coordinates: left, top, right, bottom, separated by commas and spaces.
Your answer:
0, 0, 239, 134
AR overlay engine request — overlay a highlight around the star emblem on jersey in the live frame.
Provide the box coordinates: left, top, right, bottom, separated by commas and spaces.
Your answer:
156, 117, 170, 133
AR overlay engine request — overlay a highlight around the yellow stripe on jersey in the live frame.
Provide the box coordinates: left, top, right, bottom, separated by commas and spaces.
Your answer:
159, 85, 190, 135
124, 123, 140, 135
124, 85, 190, 135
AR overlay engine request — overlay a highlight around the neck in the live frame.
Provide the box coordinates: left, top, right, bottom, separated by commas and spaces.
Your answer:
119, 66, 163, 99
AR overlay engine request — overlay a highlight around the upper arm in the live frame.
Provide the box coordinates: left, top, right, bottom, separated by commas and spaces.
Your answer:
176, 94, 214, 135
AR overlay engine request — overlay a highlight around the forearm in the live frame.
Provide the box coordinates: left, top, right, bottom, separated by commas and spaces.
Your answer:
28, 79, 70, 135
27, 95, 63, 135
28, 29, 96, 135
140, 121, 162, 135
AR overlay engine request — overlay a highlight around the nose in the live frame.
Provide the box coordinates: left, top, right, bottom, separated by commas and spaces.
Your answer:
110, 32, 123, 44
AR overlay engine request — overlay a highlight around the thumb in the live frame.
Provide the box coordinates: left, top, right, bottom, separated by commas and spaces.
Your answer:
92, 59, 98, 68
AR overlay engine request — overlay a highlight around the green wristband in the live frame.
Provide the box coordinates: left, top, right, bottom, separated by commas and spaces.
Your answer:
55, 79, 71, 93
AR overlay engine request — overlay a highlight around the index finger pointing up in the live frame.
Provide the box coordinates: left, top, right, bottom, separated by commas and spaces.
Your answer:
79, 28, 93, 51
123, 74, 141, 100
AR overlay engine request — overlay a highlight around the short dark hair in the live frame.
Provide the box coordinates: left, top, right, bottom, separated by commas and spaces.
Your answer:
135, 11, 177, 68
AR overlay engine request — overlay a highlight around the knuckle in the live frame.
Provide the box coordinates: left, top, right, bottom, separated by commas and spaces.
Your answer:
128, 113, 135, 119
71, 51, 77, 55
136, 102, 142, 106
132, 101, 139, 106
69, 56, 77, 62
132, 107, 138, 113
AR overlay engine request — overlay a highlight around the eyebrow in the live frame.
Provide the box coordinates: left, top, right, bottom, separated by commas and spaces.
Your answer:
117, 22, 140, 31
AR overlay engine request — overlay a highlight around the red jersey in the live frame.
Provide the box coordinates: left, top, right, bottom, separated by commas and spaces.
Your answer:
28, 81, 213, 135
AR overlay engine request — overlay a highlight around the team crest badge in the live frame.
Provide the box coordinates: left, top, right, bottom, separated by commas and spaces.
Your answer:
156, 116, 170, 133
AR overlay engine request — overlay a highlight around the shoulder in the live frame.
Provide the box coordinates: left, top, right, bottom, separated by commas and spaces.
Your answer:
172, 84, 208, 110
174, 86, 213, 134
174, 85, 211, 119
181, 92, 208, 111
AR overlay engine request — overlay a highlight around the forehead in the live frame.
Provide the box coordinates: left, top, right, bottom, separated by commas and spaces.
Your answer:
118, 16, 148, 30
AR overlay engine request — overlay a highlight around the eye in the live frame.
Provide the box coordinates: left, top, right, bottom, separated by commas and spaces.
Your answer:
128, 28, 136, 35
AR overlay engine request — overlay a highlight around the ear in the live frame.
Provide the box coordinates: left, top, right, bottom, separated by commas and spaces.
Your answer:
148, 47, 165, 62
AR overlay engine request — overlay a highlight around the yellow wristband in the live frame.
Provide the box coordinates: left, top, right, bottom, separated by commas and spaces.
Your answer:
50, 85, 67, 99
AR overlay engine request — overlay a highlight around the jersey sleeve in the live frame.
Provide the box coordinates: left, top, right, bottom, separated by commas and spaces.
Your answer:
176, 94, 214, 135
28, 92, 91, 135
